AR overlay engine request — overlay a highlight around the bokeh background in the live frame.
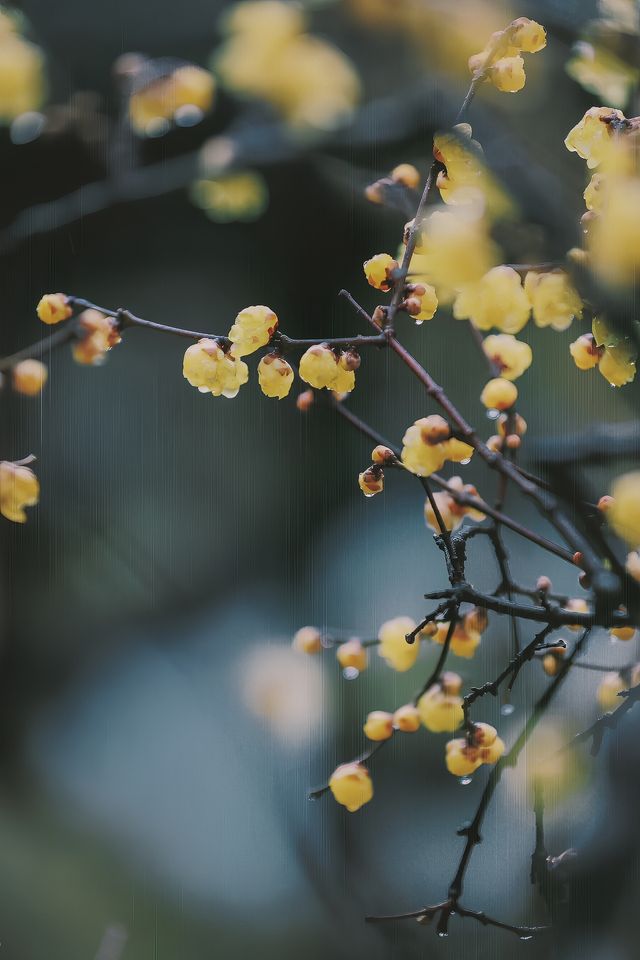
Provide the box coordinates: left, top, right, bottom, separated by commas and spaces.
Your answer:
2, 0, 640, 957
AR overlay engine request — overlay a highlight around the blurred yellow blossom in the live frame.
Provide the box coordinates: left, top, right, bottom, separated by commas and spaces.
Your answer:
567, 42, 639, 108
0, 459, 39, 523
190, 172, 268, 222
129, 63, 215, 135
0, 12, 45, 123
214, 1, 360, 133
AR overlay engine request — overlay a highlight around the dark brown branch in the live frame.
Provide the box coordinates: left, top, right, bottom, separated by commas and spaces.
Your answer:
564, 683, 640, 756
423, 583, 629, 629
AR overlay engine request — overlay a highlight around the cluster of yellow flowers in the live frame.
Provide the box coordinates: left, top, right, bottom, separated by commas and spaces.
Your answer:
298, 344, 358, 394
570, 323, 636, 388
129, 62, 215, 136
214, 1, 360, 133
400, 415, 473, 478
430, 608, 488, 659
0, 10, 45, 124
468, 17, 547, 93
37, 295, 122, 368
446, 722, 505, 777
183, 305, 301, 400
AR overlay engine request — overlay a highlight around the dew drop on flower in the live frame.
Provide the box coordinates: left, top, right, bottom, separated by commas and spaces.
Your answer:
10, 111, 45, 144
175, 104, 204, 127
460, 457, 471, 466
343, 666, 360, 681
437, 931, 449, 938
486, 408, 500, 420
501, 703, 515, 717
459, 775, 473, 786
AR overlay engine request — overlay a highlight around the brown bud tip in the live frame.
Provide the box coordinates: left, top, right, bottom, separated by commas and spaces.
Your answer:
486, 434, 503, 453
597, 495, 615, 513
365, 182, 384, 204
536, 576, 552, 593
505, 433, 521, 450
372, 306, 386, 328
403, 297, 421, 316
406, 283, 427, 297
572, 551, 584, 568
340, 348, 361, 371
296, 389, 315, 412
371, 445, 396, 464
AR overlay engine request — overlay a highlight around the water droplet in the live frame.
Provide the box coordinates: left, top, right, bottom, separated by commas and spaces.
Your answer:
175, 104, 204, 127
486, 408, 500, 420
437, 931, 449, 938
415, 319, 424, 326
343, 666, 360, 681
519, 935, 533, 941
459, 775, 473, 786
460, 457, 471, 466
501, 703, 515, 717
363, 491, 375, 498
10, 111, 45, 144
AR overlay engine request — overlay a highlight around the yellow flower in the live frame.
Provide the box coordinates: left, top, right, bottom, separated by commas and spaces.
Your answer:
72, 310, 122, 366
0, 460, 39, 523
358, 466, 383, 497
597, 667, 640, 711
467, 17, 546, 93
378, 616, 419, 671
363, 711, 394, 741
298, 344, 355, 392
567, 43, 639, 110
564, 106, 626, 168
626, 551, 640, 582
400, 420, 474, 478
393, 703, 421, 732
37, 293, 72, 326
363, 253, 397, 291
424, 476, 484, 532
390, 163, 420, 188
228, 305, 278, 357
183, 337, 249, 398
510, 17, 547, 53
432, 619, 482, 659
257, 353, 294, 399
0, 26, 45, 123
480, 377, 518, 411
609, 472, 640, 546
292, 626, 322, 654
482, 334, 532, 380
588, 178, 640, 286
524, 271, 583, 331
570, 333, 600, 370
453, 266, 530, 333
336, 638, 367, 672
445, 739, 481, 777
420, 208, 498, 292
409, 284, 439, 323
12, 359, 47, 396
489, 55, 526, 92
190, 172, 268, 223
418, 678, 464, 733
215, 2, 360, 133
584, 173, 605, 211
129, 64, 215, 135
329, 762, 373, 812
